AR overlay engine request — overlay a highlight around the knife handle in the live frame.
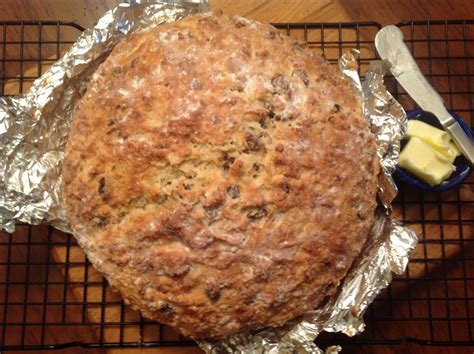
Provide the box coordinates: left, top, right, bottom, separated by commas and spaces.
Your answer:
445, 122, 474, 165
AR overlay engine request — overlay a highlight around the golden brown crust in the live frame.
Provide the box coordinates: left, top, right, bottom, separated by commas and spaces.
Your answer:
62, 13, 379, 339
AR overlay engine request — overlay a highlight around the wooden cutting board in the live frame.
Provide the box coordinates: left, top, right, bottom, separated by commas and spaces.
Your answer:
1, 1, 473, 354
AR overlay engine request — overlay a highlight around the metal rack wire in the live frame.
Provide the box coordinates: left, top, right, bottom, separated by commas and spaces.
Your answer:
0, 20, 472, 350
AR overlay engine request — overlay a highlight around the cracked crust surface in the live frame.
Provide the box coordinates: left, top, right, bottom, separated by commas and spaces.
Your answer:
62, 13, 379, 339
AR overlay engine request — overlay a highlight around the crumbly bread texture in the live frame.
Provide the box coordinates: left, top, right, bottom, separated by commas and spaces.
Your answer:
63, 13, 379, 339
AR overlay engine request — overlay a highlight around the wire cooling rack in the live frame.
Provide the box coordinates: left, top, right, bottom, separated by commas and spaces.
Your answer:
0, 20, 472, 350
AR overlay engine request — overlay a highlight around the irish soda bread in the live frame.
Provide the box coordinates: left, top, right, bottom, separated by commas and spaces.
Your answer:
63, 13, 379, 339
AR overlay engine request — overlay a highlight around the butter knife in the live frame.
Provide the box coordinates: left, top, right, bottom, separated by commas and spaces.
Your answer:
375, 25, 474, 164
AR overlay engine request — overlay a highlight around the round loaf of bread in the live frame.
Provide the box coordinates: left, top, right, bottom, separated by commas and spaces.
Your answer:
63, 13, 379, 339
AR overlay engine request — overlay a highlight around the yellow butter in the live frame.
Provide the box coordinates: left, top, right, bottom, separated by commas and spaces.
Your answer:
429, 140, 460, 163
448, 141, 461, 158
406, 120, 462, 163
407, 120, 451, 149
399, 137, 455, 186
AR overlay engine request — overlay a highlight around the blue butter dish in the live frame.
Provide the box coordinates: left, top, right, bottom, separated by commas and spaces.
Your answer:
395, 109, 473, 192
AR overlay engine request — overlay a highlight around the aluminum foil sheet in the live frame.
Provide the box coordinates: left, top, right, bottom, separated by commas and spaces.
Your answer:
0, 1, 417, 353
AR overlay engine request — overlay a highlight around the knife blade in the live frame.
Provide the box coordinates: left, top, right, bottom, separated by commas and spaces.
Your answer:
375, 25, 474, 164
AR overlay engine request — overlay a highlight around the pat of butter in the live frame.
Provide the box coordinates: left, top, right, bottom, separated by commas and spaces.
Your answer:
430, 140, 461, 163
406, 120, 461, 163
399, 137, 455, 186
448, 141, 461, 158
423, 140, 461, 163
407, 120, 451, 149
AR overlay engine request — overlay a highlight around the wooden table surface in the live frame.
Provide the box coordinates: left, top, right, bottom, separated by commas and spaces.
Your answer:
1, 1, 473, 354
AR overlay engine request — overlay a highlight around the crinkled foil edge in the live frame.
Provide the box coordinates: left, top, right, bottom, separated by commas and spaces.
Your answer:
0, 2, 417, 353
